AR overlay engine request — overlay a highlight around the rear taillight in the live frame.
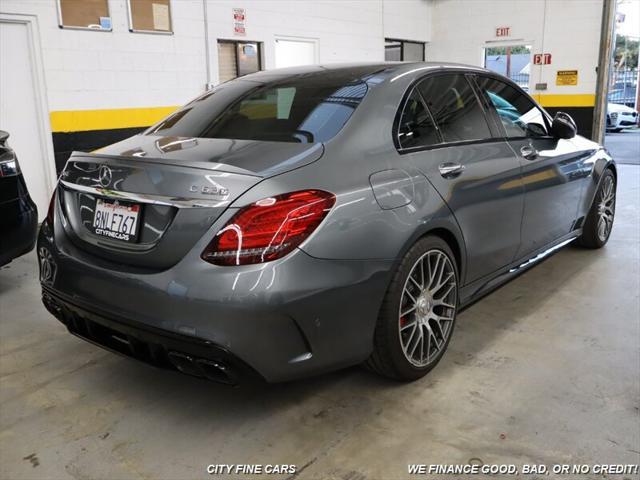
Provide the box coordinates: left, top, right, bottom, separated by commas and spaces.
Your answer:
202, 190, 336, 266
46, 189, 57, 225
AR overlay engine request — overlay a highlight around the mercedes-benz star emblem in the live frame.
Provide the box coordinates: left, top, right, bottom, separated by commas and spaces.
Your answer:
98, 165, 112, 187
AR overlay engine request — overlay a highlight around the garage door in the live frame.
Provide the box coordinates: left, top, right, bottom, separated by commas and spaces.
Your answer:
0, 19, 54, 220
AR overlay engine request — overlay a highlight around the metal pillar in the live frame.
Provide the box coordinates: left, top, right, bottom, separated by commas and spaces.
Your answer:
592, 0, 617, 143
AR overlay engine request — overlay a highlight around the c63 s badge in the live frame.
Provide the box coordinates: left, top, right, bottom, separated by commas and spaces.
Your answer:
189, 184, 229, 197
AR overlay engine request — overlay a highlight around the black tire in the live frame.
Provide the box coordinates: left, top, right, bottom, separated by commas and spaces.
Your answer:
365, 235, 459, 381
577, 169, 616, 249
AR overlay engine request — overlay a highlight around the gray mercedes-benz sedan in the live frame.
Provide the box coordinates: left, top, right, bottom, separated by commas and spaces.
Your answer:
38, 62, 616, 384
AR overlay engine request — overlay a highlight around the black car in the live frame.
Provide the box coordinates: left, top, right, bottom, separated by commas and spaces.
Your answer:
0, 130, 38, 267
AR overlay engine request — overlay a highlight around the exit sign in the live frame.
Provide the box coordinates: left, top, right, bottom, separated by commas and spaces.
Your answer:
533, 53, 552, 65
496, 27, 511, 37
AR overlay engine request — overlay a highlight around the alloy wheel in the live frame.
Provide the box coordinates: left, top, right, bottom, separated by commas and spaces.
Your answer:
398, 249, 457, 367
597, 175, 615, 242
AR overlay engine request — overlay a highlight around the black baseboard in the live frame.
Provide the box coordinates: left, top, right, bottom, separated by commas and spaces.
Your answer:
52, 127, 146, 173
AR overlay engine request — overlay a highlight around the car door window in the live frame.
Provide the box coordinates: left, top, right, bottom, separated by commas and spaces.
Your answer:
397, 89, 440, 149
476, 76, 549, 138
417, 74, 492, 143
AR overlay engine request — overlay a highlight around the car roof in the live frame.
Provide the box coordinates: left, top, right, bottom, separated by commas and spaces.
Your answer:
238, 61, 490, 85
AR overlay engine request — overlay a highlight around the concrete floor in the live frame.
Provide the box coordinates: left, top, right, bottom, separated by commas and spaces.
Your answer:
606, 129, 640, 165
1, 166, 639, 480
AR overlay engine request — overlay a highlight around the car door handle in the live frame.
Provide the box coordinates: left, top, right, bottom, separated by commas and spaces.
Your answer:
520, 145, 538, 160
438, 162, 465, 178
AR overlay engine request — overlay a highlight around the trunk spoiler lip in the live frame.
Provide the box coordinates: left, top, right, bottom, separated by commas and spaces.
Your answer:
66, 151, 263, 178
66, 142, 325, 179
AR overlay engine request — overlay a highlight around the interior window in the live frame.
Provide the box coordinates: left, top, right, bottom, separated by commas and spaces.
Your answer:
417, 74, 492, 143
58, 0, 111, 30
476, 76, 549, 138
385, 39, 425, 61
236, 43, 260, 76
397, 89, 440, 149
402, 41, 425, 61
385, 40, 402, 61
128, 0, 172, 33
217, 41, 263, 83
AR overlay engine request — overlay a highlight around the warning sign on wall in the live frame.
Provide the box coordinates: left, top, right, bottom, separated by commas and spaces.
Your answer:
556, 70, 578, 86
233, 8, 246, 36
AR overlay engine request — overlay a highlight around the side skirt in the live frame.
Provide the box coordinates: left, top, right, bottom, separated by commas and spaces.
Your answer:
458, 230, 581, 309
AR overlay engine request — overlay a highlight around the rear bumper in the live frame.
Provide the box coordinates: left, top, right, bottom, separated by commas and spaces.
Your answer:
0, 198, 38, 267
42, 288, 258, 384
37, 225, 393, 383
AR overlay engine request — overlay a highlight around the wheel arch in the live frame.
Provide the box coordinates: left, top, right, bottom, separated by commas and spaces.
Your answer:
427, 228, 463, 278
579, 153, 616, 218
605, 160, 617, 180
592, 158, 617, 202
395, 218, 468, 286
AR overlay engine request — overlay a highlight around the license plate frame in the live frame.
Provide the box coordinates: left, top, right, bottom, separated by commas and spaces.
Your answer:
90, 198, 142, 244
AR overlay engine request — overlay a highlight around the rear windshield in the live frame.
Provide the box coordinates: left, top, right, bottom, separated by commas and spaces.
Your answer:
147, 78, 368, 143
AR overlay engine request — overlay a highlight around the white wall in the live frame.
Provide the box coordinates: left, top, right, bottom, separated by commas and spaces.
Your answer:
427, 0, 603, 99
0, 0, 207, 111
206, 0, 430, 84
0, 0, 433, 112
0, 0, 605, 112
383, 0, 431, 43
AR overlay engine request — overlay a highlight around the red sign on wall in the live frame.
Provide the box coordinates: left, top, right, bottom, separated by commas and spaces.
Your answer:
233, 8, 245, 21
233, 8, 246, 36
496, 27, 511, 37
533, 53, 552, 65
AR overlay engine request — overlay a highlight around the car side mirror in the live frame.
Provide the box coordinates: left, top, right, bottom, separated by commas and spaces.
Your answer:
551, 112, 577, 139
0, 130, 9, 145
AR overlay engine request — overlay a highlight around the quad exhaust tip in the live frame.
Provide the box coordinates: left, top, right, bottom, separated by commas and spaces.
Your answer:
167, 351, 238, 386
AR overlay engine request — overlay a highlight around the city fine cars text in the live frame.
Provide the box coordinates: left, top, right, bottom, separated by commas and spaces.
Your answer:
207, 464, 296, 475
408, 464, 639, 476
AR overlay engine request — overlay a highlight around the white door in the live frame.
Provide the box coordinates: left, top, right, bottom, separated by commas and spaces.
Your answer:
0, 19, 54, 220
275, 38, 317, 69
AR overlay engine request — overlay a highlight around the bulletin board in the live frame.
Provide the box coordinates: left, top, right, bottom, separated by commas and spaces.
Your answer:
129, 0, 172, 32
59, 0, 110, 28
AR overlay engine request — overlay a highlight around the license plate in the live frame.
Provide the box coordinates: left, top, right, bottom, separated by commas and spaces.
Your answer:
91, 198, 141, 243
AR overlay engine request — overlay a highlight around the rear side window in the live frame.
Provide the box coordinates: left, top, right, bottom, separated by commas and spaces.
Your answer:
476, 76, 549, 138
397, 89, 440, 149
149, 80, 368, 143
417, 74, 492, 143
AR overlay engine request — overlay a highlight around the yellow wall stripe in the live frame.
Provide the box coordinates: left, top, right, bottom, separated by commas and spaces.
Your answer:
50, 106, 178, 133
532, 94, 596, 108
49, 93, 595, 133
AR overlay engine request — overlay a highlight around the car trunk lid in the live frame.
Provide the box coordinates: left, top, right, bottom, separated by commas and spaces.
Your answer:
58, 135, 324, 270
